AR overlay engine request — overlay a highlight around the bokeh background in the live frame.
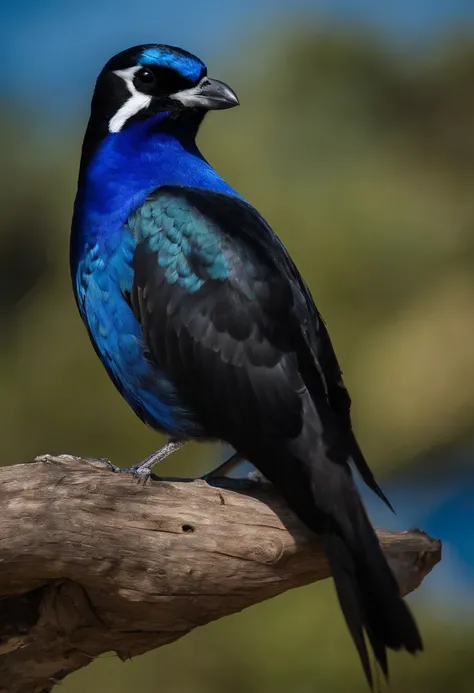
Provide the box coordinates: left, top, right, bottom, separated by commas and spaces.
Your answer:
2, 1, 474, 691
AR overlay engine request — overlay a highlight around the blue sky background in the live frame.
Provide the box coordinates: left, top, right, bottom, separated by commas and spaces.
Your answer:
3, 0, 474, 121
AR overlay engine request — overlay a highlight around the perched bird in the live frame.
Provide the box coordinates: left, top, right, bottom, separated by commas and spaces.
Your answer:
71, 44, 422, 686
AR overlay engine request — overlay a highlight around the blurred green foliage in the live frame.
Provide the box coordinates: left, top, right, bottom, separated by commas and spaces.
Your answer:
1, 25, 474, 692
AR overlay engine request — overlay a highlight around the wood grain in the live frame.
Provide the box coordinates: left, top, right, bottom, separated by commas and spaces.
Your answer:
0, 455, 441, 693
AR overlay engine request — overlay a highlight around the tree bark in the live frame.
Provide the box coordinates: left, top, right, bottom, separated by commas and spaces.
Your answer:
0, 455, 441, 693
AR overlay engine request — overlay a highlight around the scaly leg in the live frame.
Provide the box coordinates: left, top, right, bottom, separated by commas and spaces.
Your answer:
108, 439, 187, 481
108, 443, 243, 483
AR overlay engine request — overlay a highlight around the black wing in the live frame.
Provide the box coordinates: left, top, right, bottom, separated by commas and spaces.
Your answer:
129, 185, 391, 508
128, 186, 421, 684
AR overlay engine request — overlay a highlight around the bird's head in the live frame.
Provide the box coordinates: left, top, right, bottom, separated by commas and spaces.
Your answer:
87, 44, 239, 143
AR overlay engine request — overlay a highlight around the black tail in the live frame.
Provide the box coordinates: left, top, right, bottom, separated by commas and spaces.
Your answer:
252, 447, 423, 689
323, 493, 422, 687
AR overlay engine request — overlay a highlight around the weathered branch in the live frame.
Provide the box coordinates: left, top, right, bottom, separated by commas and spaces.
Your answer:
0, 455, 441, 693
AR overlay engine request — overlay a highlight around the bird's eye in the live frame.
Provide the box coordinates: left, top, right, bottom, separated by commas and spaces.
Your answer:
135, 68, 156, 88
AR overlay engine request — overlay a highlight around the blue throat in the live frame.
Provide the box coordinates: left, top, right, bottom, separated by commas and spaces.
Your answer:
72, 111, 238, 259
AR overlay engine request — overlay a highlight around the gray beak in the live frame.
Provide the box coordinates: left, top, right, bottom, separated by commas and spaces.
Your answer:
170, 77, 239, 110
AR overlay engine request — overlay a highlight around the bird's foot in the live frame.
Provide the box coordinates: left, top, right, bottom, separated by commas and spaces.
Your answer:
104, 461, 156, 484
102, 460, 130, 474
106, 440, 187, 484
129, 463, 158, 484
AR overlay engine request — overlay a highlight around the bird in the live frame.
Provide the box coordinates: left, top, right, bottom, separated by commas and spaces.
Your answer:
71, 43, 422, 686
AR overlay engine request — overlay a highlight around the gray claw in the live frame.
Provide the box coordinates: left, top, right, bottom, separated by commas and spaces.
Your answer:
129, 464, 164, 485
104, 460, 123, 473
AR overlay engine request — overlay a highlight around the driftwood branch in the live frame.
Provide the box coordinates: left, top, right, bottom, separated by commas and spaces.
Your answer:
0, 455, 441, 693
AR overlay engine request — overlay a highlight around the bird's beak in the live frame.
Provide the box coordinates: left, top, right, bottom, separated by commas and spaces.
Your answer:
170, 77, 239, 110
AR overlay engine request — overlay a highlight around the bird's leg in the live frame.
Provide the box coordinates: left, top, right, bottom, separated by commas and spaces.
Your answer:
202, 451, 243, 480
108, 439, 187, 481
131, 439, 187, 480
108, 444, 243, 484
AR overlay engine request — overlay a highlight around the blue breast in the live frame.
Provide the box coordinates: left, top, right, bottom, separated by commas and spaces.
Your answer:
75, 230, 198, 435
71, 115, 237, 435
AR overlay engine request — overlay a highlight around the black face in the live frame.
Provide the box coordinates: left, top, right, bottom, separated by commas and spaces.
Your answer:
91, 45, 237, 130
127, 64, 199, 100
97, 63, 202, 130
79, 44, 239, 173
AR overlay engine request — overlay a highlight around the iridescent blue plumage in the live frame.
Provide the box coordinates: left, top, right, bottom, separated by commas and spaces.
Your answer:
74, 228, 193, 434
139, 46, 205, 81
71, 44, 422, 687
129, 192, 230, 292
73, 126, 235, 433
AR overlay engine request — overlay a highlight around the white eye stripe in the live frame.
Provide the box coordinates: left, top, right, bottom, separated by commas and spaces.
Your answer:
108, 65, 152, 133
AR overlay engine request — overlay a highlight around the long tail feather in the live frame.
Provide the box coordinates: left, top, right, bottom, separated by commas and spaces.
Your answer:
323, 481, 422, 685
251, 445, 422, 688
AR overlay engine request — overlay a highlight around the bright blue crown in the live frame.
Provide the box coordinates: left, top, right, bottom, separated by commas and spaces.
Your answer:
139, 45, 205, 82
